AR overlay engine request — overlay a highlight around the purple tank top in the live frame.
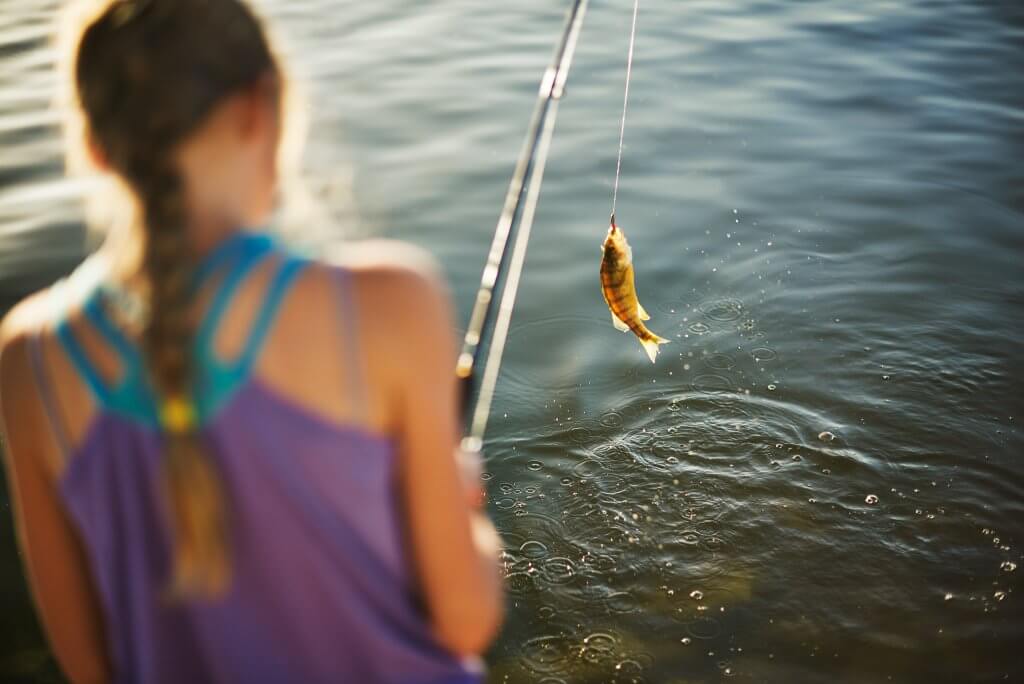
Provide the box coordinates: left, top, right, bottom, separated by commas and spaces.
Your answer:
32, 235, 483, 683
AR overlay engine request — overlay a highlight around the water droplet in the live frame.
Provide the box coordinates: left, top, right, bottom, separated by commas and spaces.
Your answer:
865, 494, 879, 505
542, 557, 577, 584
700, 299, 744, 322
994, 591, 1007, 601
882, 374, 890, 381
679, 531, 700, 545
522, 635, 572, 673
767, 384, 777, 391
818, 431, 836, 442
705, 353, 735, 370
681, 637, 692, 645
615, 659, 643, 675
600, 411, 624, 427
568, 425, 595, 444
580, 632, 618, 664
572, 459, 602, 479
606, 591, 635, 613
693, 374, 732, 391
527, 460, 543, 471
689, 590, 704, 600
520, 540, 548, 559
1001, 561, 1017, 572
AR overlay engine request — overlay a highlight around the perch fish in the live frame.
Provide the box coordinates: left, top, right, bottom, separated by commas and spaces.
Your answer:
600, 220, 669, 362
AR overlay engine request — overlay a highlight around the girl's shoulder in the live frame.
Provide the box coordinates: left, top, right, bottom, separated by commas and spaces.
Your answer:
0, 289, 45, 382
322, 238, 448, 294
0, 283, 70, 384
292, 238, 453, 335
0, 287, 49, 346
0, 254, 109, 366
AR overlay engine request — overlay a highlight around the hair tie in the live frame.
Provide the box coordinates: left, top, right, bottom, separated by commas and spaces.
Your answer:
160, 395, 196, 434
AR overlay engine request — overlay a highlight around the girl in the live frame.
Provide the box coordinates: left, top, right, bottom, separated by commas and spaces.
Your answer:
0, 0, 503, 682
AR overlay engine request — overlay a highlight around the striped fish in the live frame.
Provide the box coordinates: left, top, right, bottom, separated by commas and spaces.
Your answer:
600, 220, 670, 363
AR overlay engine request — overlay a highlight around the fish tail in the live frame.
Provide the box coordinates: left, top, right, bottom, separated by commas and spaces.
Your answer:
640, 334, 670, 363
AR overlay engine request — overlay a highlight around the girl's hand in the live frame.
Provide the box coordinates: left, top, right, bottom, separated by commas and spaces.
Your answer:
456, 448, 485, 509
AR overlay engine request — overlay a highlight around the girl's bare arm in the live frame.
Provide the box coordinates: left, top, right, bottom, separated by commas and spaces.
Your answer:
358, 255, 504, 657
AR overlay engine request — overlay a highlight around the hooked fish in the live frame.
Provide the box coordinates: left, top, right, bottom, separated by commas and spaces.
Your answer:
600, 219, 670, 363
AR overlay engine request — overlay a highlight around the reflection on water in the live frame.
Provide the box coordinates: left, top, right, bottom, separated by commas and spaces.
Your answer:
2, 0, 1023, 682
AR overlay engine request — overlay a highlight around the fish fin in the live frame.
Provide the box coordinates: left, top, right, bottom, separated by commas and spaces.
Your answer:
637, 302, 651, 320
611, 312, 630, 332
640, 335, 670, 363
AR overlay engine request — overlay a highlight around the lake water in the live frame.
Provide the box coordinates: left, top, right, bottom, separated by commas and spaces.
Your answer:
2, 1, 1022, 682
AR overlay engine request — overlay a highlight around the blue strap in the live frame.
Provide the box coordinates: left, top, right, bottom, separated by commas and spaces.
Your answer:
192, 232, 275, 288
54, 317, 112, 404
84, 294, 141, 369
46, 234, 302, 427
194, 238, 276, 353
236, 256, 308, 372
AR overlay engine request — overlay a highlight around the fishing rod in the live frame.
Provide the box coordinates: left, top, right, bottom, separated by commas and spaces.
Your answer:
457, 0, 589, 454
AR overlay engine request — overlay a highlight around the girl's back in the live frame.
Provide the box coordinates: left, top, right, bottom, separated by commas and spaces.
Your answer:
12, 234, 478, 681
4, 233, 494, 682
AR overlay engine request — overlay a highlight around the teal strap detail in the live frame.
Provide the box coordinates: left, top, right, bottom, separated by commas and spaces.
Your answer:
194, 237, 275, 354
193, 255, 308, 419
51, 288, 158, 426
54, 315, 112, 404
48, 233, 304, 429
192, 232, 275, 288
84, 294, 141, 370
238, 256, 308, 372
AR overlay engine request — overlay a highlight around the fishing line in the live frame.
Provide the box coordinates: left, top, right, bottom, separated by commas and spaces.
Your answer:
610, 0, 640, 225
458, 0, 589, 452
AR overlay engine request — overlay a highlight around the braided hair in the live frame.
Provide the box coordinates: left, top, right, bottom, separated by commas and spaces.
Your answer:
71, 0, 279, 597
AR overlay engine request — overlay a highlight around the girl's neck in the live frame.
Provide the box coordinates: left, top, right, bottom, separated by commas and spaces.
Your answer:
190, 215, 244, 256
103, 210, 250, 287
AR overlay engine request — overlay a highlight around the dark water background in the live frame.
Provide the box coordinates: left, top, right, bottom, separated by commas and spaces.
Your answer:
2, 1, 1023, 681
